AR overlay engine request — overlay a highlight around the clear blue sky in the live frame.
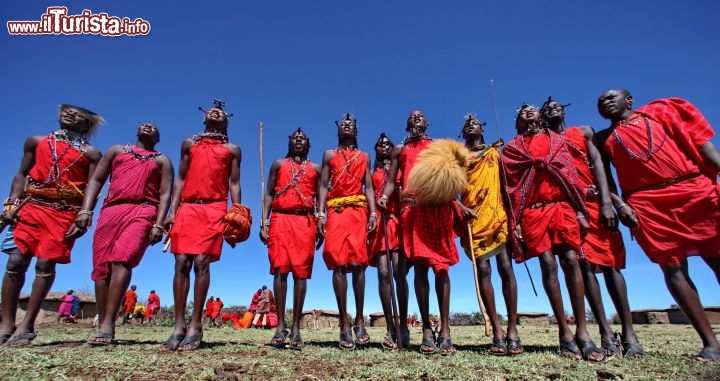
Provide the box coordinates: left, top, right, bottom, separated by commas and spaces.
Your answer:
1, 1, 718, 318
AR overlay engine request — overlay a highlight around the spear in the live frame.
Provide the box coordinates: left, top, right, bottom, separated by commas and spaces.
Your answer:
259, 122, 266, 229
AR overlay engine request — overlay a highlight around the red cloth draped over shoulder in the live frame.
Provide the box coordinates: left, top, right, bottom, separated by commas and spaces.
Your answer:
268, 159, 318, 278
323, 148, 369, 269
368, 167, 400, 265
91, 148, 161, 281
13, 136, 90, 263
604, 99, 720, 266
146, 293, 161, 317
171, 137, 233, 258
123, 290, 137, 315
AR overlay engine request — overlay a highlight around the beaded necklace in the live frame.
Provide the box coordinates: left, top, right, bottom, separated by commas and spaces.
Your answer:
193, 131, 228, 143
29, 131, 88, 190
124, 145, 163, 161
374, 159, 391, 198
612, 116, 664, 161
275, 158, 314, 208
329, 147, 362, 190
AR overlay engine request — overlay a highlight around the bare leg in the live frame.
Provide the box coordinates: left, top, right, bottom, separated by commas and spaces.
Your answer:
15, 258, 57, 334
538, 251, 574, 348
435, 271, 451, 341
662, 261, 720, 351
392, 250, 409, 328
94, 278, 109, 324
171, 254, 192, 337
477, 258, 504, 341
557, 248, 591, 342
701, 256, 720, 285
97, 262, 132, 336
601, 266, 639, 346
414, 265, 434, 343
376, 252, 394, 336
580, 260, 614, 341
185, 255, 211, 338
273, 271, 288, 338
496, 249, 519, 341
291, 275, 307, 335
332, 267, 349, 331
350, 263, 367, 329
0, 251, 31, 335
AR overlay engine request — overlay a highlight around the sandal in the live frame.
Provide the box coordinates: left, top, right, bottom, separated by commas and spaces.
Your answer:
177, 332, 203, 352
288, 333, 305, 351
489, 338, 507, 356
269, 329, 289, 347
559, 338, 582, 360
692, 347, 720, 363
622, 334, 647, 358
601, 337, 622, 357
506, 336, 525, 356
420, 336, 437, 355
87, 331, 114, 346
0, 332, 13, 345
161, 332, 185, 352
339, 330, 355, 350
576, 338, 606, 363
381, 333, 397, 350
5, 331, 37, 347
353, 326, 370, 346
437, 337, 456, 356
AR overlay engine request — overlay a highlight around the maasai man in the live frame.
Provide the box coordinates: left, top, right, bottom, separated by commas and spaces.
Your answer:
202, 296, 216, 326
368, 133, 410, 350
122, 285, 139, 325
76, 123, 173, 345
378, 110, 463, 355
253, 285, 273, 328
212, 297, 224, 325
317, 113, 377, 350
56, 289, 76, 324
541, 98, 645, 358
0, 104, 103, 346
146, 290, 161, 326
502, 104, 605, 362
133, 304, 146, 325
260, 128, 322, 350
458, 115, 523, 356
249, 289, 261, 314
163, 100, 242, 352
597, 89, 720, 362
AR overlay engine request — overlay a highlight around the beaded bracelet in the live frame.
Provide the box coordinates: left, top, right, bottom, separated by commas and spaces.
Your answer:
264, 219, 270, 227
615, 203, 628, 211
152, 224, 164, 230
77, 210, 93, 216
369, 212, 378, 218
3, 197, 20, 206
576, 213, 586, 220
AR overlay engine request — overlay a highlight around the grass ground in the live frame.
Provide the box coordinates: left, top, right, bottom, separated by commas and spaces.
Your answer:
0, 323, 718, 380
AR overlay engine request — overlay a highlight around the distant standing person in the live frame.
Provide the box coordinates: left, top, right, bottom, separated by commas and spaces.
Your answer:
146, 290, 161, 326
121, 285, 139, 325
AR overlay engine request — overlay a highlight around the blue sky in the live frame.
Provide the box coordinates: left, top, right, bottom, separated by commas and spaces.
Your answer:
1, 1, 718, 318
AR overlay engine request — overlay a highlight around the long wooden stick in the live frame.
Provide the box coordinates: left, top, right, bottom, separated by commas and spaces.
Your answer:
259, 122, 266, 228
0, 196, 31, 233
468, 224, 492, 337
382, 214, 402, 350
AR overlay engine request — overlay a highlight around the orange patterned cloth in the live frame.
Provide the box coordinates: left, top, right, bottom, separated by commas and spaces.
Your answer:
223, 203, 252, 248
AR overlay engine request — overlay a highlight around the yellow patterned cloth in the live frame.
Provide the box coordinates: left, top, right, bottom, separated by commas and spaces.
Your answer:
326, 194, 367, 210
461, 147, 508, 259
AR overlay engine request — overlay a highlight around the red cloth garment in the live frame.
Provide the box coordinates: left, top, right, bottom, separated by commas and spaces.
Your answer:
322, 149, 369, 269
57, 294, 74, 317
564, 128, 626, 269
502, 131, 586, 261
123, 290, 137, 315
223, 203, 252, 247
368, 166, 400, 266
13, 135, 90, 263
397, 138, 462, 278
170, 138, 233, 258
249, 292, 260, 312
268, 159, 318, 279
211, 299, 224, 319
146, 293, 161, 318
91, 148, 161, 281
603, 99, 720, 266
204, 300, 215, 317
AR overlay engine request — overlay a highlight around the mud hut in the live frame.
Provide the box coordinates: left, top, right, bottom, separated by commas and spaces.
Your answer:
16, 292, 97, 324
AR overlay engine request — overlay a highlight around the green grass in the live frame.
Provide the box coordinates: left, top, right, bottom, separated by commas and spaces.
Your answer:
0, 324, 718, 380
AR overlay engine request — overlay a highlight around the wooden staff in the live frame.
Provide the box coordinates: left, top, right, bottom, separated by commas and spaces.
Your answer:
0, 196, 31, 233
468, 224, 492, 337
381, 214, 403, 350
259, 122, 266, 228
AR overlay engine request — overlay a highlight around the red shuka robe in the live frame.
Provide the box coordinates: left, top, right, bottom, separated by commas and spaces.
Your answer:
367, 166, 400, 266
268, 158, 318, 279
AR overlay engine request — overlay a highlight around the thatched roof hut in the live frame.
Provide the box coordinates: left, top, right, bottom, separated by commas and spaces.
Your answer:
15, 292, 97, 324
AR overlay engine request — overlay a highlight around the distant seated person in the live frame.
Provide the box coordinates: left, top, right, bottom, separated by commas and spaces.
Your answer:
133, 304, 146, 325
222, 311, 240, 326
57, 290, 79, 324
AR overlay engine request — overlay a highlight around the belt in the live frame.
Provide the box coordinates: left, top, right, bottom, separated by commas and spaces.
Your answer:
528, 201, 562, 209
28, 197, 81, 211
272, 208, 314, 215
623, 172, 701, 199
183, 199, 224, 205
105, 199, 158, 207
